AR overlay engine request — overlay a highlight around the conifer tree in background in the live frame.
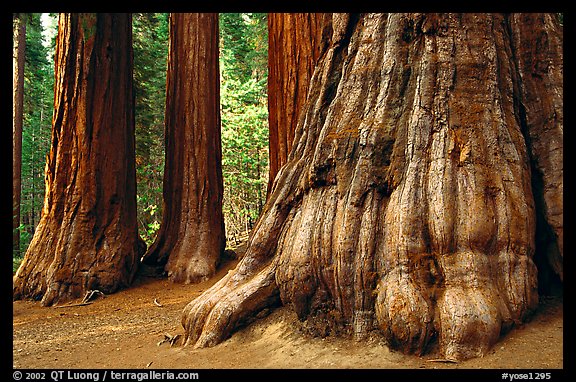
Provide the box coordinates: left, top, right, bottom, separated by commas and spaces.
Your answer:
12, 12, 562, 363
13, 13, 26, 256
133, 13, 169, 246
14, 13, 271, 260
13, 13, 56, 262
219, 13, 269, 241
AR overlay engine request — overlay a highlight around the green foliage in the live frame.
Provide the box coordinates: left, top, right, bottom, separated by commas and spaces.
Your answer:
17, 13, 55, 258
17, 12, 170, 253
16, 12, 268, 255
13, 255, 24, 274
133, 13, 169, 246
219, 13, 269, 239
13, 224, 29, 273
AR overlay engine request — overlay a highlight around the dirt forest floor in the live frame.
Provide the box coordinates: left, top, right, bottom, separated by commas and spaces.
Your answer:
13, 256, 563, 372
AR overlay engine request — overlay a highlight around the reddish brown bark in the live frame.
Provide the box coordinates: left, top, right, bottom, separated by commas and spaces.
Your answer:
267, 13, 330, 195
13, 13, 139, 306
141, 13, 225, 284
508, 14, 563, 285
13, 13, 26, 253
182, 13, 562, 361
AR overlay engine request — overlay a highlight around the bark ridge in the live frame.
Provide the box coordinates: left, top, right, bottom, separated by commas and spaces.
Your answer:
182, 13, 562, 360
13, 13, 139, 307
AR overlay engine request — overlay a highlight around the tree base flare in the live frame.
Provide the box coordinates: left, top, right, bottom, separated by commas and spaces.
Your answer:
179, 13, 562, 360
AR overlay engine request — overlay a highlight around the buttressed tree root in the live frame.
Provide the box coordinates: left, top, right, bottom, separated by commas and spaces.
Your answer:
182, 13, 563, 360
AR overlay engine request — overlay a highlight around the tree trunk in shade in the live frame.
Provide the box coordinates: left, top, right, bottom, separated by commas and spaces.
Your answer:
13, 13, 140, 307
141, 13, 225, 284
181, 13, 562, 360
13, 13, 26, 254
508, 14, 563, 287
267, 13, 331, 195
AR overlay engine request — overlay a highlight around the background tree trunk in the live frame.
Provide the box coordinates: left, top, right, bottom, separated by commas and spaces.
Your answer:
267, 13, 331, 195
13, 13, 139, 307
13, 13, 26, 255
141, 13, 225, 284
181, 13, 562, 360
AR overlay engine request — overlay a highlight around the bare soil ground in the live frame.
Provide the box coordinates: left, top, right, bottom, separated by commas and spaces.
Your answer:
13, 257, 563, 371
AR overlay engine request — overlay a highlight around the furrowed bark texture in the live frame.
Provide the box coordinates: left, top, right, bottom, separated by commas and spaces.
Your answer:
508, 14, 563, 284
267, 13, 331, 195
13, 13, 26, 253
141, 13, 225, 284
182, 13, 562, 360
13, 13, 139, 307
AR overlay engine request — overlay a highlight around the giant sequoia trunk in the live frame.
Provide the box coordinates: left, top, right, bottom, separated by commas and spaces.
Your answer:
141, 13, 225, 284
267, 13, 330, 195
510, 14, 564, 287
13, 13, 139, 307
182, 13, 562, 360
13, 13, 26, 254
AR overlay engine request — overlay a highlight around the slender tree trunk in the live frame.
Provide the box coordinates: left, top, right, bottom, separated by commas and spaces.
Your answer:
181, 13, 562, 360
13, 13, 139, 307
267, 13, 331, 195
30, 103, 40, 235
13, 13, 26, 254
141, 13, 225, 284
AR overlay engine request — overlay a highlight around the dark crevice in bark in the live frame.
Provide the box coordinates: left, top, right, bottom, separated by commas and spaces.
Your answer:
505, 14, 563, 296
180, 13, 559, 361
516, 99, 561, 296
531, 171, 563, 295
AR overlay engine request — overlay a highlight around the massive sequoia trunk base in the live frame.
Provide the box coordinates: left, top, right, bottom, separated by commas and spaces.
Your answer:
182, 13, 562, 360
13, 13, 139, 307
141, 13, 225, 283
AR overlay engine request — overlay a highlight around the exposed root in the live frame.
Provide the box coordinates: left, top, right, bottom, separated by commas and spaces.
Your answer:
182, 262, 280, 348
177, 13, 559, 362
